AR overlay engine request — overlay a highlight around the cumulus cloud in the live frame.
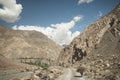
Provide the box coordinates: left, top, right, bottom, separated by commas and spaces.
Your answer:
13, 16, 83, 45
0, 0, 22, 23
78, 0, 94, 4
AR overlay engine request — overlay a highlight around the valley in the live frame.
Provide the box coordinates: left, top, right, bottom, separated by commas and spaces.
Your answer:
0, 3, 120, 80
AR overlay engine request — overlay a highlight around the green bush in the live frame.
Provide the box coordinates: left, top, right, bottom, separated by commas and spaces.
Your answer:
38, 63, 49, 68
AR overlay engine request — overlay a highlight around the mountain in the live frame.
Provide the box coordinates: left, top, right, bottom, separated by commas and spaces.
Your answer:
57, 3, 120, 79
0, 26, 62, 65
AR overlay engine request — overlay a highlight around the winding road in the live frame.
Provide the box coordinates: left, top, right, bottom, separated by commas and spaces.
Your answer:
56, 68, 88, 80
0, 68, 89, 80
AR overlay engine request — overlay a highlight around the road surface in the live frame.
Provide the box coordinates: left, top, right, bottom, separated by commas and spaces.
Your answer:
56, 68, 88, 80
0, 71, 33, 80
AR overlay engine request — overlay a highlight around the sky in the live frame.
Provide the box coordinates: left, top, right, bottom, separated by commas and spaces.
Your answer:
0, 0, 119, 45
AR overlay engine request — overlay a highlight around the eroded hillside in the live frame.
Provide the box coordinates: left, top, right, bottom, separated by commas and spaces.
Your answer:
0, 26, 62, 65
57, 3, 120, 80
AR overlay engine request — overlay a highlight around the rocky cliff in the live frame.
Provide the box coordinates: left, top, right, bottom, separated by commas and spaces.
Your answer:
0, 26, 62, 65
57, 3, 120, 79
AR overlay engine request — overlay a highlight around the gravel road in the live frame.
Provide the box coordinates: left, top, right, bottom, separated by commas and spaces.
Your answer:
0, 71, 33, 80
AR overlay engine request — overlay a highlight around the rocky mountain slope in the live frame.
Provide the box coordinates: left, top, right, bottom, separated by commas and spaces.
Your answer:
0, 54, 39, 80
57, 3, 120, 80
0, 26, 62, 65
0, 54, 31, 70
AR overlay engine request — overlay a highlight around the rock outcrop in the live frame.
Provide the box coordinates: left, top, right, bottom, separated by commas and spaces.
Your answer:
57, 3, 120, 79
57, 3, 120, 66
0, 26, 62, 65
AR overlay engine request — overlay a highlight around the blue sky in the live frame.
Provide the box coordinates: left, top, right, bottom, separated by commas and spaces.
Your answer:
0, 0, 119, 45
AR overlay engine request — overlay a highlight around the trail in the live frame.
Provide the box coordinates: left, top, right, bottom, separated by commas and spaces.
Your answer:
56, 68, 88, 80
0, 71, 33, 80
56, 68, 74, 80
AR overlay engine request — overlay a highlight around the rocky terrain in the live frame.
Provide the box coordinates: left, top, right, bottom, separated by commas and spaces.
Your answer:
0, 54, 37, 80
0, 26, 62, 65
0, 54, 28, 70
0, 3, 120, 80
57, 3, 120, 80
0, 26, 62, 80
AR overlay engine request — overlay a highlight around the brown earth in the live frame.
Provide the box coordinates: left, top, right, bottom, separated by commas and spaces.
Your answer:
0, 26, 62, 65
0, 54, 35, 71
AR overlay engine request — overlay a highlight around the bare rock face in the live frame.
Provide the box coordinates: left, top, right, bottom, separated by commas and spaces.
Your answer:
0, 26, 62, 65
57, 3, 120, 79
57, 3, 120, 66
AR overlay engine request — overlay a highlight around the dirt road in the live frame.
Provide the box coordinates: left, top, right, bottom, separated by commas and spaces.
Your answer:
0, 71, 33, 80
56, 68, 88, 80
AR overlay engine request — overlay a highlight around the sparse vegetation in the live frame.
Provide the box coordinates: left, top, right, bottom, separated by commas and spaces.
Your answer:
19, 58, 49, 68
39, 63, 49, 68
25, 61, 49, 68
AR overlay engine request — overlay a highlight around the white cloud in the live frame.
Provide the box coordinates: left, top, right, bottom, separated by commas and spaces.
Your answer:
13, 16, 83, 45
78, 0, 94, 4
97, 11, 103, 17
0, 0, 22, 23
73, 16, 82, 22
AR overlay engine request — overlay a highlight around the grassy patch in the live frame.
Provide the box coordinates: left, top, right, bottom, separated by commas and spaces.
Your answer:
25, 61, 49, 68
